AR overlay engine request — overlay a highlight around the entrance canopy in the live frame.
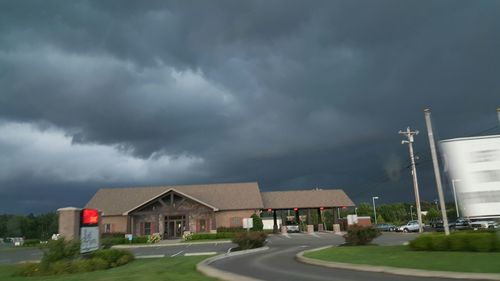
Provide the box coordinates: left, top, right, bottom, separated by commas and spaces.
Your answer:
261, 189, 355, 210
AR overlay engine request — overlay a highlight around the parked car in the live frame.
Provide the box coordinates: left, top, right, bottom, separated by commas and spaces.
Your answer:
285, 221, 300, 233
449, 218, 471, 231
429, 218, 444, 229
470, 220, 499, 230
375, 223, 396, 232
397, 220, 421, 232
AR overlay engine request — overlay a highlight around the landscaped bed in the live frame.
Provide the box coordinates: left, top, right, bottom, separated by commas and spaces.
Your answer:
0, 256, 218, 281
304, 245, 500, 273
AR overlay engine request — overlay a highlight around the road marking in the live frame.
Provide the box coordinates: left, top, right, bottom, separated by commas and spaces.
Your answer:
170, 250, 184, 257
282, 233, 291, 239
299, 245, 310, 248
136, 255, 165, 259
227, 247, 232, 254
184, 252, 217, 256
310, 232, 320, 238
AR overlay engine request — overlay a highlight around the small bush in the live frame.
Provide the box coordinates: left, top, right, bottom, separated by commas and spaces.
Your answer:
147, 233, 161, 244
40, 239, 80, 266
343, 225, 381, 246
232, 231, 267, 250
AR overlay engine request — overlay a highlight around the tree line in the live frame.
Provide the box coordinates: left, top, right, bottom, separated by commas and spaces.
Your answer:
0, 213, 58, 240
351, 201, 459, 225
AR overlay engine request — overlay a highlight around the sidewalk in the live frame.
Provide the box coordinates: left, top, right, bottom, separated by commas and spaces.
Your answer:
296, 246, 500, 281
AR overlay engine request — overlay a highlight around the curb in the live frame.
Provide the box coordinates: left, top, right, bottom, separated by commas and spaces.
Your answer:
112, 240, 233, 249
296, 246, 500, 281
197, 246, 269, 281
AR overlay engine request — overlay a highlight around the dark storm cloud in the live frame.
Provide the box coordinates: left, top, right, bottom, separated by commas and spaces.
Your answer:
1, 0, 500, 213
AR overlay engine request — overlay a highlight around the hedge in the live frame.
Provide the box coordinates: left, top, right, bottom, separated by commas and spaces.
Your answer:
101, 236, 149, 249
184, 232, 234, 241
409, 231, 500, 252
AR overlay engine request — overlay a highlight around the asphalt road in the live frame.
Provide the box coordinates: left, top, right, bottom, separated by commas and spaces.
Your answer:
0, 244, 43, 264
125, 241, 235, 258
0, 241, 234, 264
211, 232, 469, 281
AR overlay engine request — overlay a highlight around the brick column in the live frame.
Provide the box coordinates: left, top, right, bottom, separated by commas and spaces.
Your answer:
57, 207, 81, 241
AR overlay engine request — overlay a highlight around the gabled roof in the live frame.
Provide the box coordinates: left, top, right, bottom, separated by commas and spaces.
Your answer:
261, 189, 355, 209
122, 188, 220, 215
85, 182, 264, 215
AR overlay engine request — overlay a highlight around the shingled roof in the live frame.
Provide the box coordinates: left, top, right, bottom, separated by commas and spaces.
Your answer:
85, 182, 264, 215
261, 189, 355, 209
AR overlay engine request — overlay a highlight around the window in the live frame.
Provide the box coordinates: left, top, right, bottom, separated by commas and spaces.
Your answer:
230, 217, 242, 227
144, 222, 151, 235
104, 223, 112, 233
199, 219, 206, 232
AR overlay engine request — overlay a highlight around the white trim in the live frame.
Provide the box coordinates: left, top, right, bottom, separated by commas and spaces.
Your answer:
122, 188, 219, 215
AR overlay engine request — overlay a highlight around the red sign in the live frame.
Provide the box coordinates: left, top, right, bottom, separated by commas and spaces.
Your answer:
320, 207, 324, 211
341, 206, 348, 210
267, 208, 272, 212
82, 209, 99, 225
293, 208, 298, 212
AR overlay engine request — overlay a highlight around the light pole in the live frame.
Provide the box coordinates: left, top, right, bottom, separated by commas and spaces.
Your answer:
372, 196, 379, 225
410, 205, 414, 221
452, 179, 462, 218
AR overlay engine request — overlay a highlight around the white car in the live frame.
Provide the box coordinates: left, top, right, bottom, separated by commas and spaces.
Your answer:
398, 220, 420, 232
470, 221, 499, 230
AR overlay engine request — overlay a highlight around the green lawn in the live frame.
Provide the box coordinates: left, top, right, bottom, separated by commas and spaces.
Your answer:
304, 245, 500, 273
0, 256, 218, 281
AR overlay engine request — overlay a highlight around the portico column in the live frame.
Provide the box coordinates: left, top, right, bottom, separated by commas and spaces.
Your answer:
273, 210, 278, 233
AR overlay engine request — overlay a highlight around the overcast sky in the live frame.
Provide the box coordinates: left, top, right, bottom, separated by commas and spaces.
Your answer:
1, 1, 500, 214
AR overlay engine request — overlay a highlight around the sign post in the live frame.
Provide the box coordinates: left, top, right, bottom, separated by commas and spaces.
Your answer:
80, 209, 100, 254
242, 218, 253, 232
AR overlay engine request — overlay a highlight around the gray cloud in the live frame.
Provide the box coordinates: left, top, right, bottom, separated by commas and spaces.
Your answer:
1, 0, 500, 213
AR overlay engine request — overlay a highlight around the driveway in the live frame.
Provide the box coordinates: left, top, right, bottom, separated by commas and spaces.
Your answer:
210, 232, 467, 281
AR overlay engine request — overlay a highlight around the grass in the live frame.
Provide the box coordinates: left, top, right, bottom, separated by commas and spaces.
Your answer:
0, 256, 218, 281
304, 245, 500, 273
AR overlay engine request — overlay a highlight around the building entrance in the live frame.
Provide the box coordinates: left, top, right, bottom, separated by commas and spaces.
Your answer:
165, 215, 185, 239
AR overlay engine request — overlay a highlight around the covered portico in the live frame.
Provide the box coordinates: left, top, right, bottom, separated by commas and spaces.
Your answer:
261, 189, 355, 233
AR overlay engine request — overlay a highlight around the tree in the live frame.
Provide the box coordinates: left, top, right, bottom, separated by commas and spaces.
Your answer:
251, 213, 263, 231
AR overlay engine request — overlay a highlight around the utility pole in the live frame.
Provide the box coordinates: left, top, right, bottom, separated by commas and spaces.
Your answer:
452, 179, 461, 218
372, 196, 379, 225
399, 127, 424, 233
497, 108, 500, 124
424, 109, 450, 235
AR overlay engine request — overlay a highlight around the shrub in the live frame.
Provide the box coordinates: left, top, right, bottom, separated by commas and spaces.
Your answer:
147, 233, 161, 244
251, 214, 264, 231
217, 227, 244, 233
91, 249, 134, 268
343, 225, 381, 246
232, 231, 267, 250
40, 239, 80, 267
17, 250, 134, 276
